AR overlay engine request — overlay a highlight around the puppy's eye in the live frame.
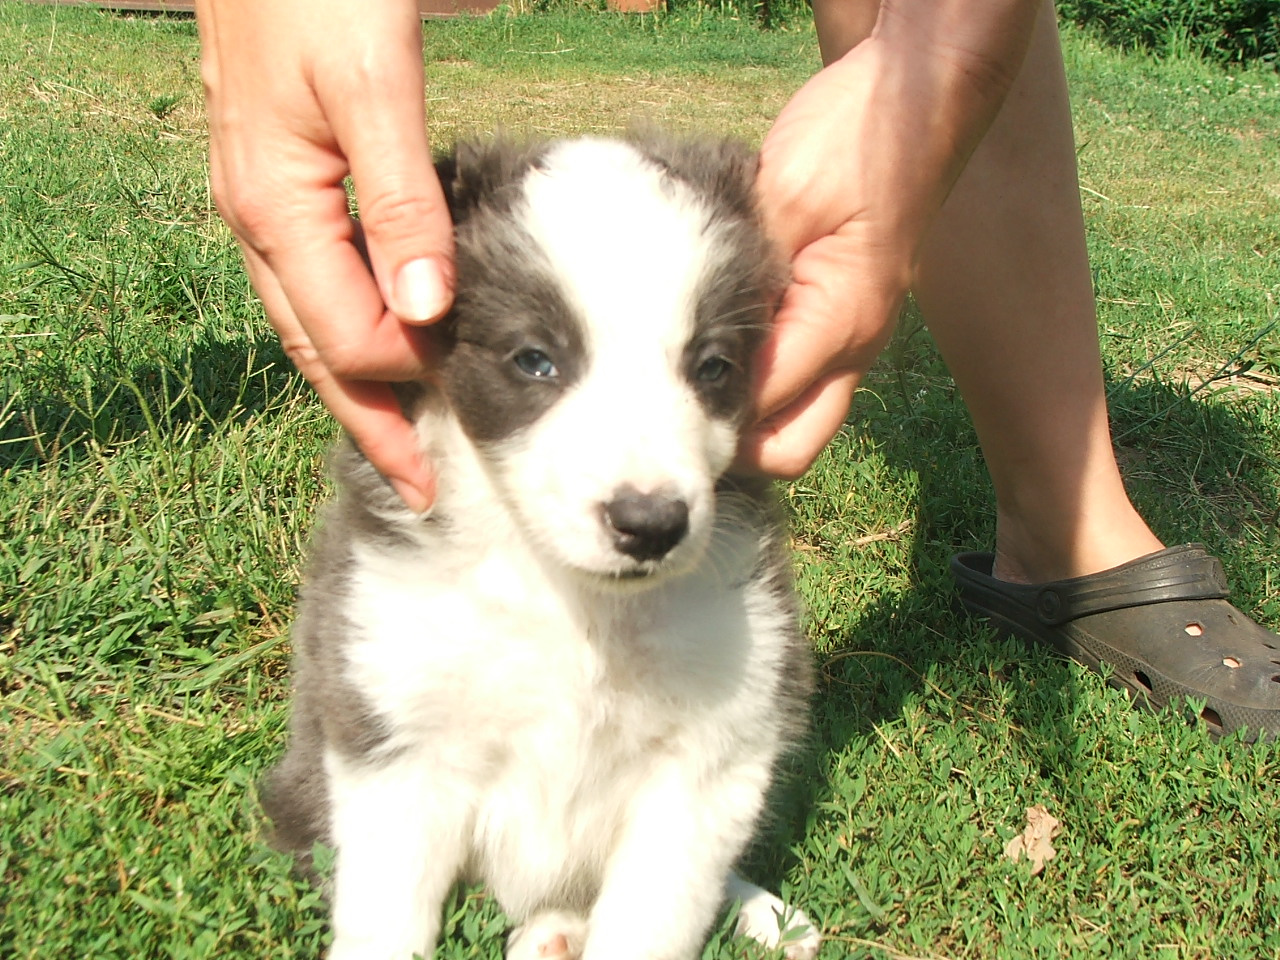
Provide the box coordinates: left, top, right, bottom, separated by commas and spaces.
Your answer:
513, 348, 558, 379
695, 355, 732, 383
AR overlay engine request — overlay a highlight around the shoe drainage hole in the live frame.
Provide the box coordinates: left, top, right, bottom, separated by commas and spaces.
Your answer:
1133, 670, 1153, 692
1223, 657, 1242, 669
1185, 622, 1204, 637
1200, 706, 1224, 732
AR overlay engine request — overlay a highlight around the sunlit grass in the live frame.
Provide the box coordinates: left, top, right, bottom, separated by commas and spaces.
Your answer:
2, 4, 1278, 958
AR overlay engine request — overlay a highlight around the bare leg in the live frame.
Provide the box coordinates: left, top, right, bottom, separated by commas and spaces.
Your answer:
810, 0, 877, 66
811, 0, 1164, 583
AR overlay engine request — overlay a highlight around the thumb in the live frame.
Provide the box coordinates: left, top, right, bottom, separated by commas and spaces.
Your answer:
753, 230, 900, 420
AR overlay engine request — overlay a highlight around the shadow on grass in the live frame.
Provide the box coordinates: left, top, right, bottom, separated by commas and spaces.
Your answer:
0, 332, 302, 473
745, 324, 1280, 897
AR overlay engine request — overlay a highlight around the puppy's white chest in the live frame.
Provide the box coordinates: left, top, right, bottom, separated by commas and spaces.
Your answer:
342, 540, 696, 891
344, 542, 601, 737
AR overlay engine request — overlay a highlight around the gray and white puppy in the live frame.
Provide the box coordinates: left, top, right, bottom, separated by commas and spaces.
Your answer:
262, 132, 820, 960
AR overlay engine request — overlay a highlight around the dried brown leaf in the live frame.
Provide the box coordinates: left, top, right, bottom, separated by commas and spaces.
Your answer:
1004, 804, 1062, 875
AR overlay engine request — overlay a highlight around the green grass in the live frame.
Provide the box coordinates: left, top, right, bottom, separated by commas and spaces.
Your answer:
3, 3, 1280, 958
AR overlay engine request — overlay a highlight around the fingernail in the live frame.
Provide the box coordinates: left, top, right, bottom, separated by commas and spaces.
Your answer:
390, 475, 435, 515
393, 257, 451, 322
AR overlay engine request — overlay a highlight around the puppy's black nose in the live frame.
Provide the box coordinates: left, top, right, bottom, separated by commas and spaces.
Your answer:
602, 489, 689, 561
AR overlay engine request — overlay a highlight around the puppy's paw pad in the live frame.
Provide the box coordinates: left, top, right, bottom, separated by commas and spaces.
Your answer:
507, 911, 586, 960
539, 933, 569, 957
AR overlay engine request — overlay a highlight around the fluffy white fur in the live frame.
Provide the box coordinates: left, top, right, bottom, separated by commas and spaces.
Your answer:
263, 134, 820, 960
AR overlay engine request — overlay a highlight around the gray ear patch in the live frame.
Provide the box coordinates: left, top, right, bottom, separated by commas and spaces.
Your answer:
626, 130, 761, 224
435, 136, 552, 224
434, 138, 587, 447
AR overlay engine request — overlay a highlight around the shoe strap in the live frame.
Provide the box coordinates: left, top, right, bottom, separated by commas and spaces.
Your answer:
1032, 543, 1230, 626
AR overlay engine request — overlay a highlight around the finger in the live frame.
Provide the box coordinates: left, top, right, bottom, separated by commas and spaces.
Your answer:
205, 19, 446, 377
753, 232, 897, 421
242, 241, 432, 383
738, 371, 859, 479
243, 250, 437, 511
317, 15, 456, 325
314, 370, 437, 514
752, 284, 849, 422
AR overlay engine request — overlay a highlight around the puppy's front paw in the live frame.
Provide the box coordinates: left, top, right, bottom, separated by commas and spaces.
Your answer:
728, 874, 822, 960
507, 911, 587, 960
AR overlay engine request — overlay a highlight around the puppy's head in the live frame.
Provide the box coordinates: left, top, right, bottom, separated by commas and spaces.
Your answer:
435, 133, 779, 583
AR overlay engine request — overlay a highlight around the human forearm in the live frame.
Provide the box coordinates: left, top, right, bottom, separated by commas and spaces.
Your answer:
867, 0, 1042, 243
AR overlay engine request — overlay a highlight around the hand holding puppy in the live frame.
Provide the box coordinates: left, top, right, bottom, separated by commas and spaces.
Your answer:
743, 0, 1039, 477
195, 0, 449, 511
195, 0, 1037, 502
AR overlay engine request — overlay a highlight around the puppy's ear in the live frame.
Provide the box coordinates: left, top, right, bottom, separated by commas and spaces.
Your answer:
434, 136, 549, 224
433, 148, 462, 221
629, 129, 783, 305
627, 129, 760, 223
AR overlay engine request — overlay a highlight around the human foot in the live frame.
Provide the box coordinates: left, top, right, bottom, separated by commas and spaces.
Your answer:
989, 503, 1165, 585
952, 545, 1280, 742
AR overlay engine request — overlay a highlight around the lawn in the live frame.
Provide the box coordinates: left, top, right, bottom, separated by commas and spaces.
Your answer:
2, 2, 1279, 958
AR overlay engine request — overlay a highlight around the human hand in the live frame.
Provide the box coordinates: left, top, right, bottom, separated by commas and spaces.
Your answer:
195, 0, 452, 511
742, 0, 1040, 478
742, 43, 913, 479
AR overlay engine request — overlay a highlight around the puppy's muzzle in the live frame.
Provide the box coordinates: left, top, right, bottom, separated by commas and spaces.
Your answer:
602, 487, 690, 562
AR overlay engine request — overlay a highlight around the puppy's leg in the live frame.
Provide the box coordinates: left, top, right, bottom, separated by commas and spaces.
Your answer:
326, 749, 470, 960
580, 759, 770, 960
507, 911, 588, 960
725, 871, 822, 960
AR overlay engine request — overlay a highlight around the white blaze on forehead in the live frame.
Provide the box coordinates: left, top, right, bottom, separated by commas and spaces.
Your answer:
483, 137, 744, 573
516, 137, 712, 357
